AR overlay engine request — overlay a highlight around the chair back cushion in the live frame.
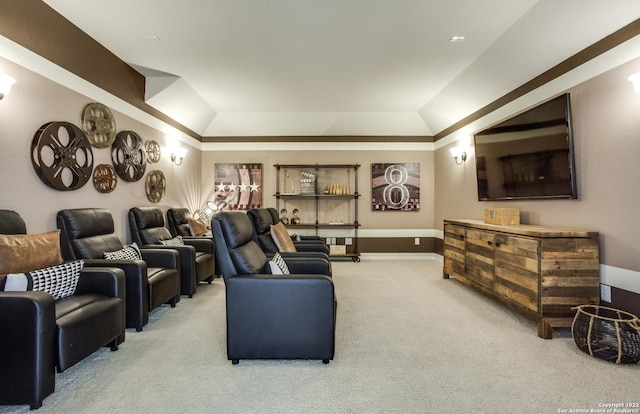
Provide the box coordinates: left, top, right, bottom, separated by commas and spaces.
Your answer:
266, 207, 279, 224
0, 209, 27, 235
57, 208, 124, 260
166, 208, 193, 237
212, 211, 268, 280
247, 208, 279, 253
128, 207, 173, 245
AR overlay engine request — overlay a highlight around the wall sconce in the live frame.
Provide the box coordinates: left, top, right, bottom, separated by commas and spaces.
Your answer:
0, 73, 16, 100
628, 72, 640, 93
171, 147, 187, 165
450, 146, 467, 165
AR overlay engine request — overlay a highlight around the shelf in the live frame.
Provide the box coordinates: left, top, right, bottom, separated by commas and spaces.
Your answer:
276, 193, 359, 199
275, 163, 361, 170
275, 163, 360, 261
286, 223, 359, 229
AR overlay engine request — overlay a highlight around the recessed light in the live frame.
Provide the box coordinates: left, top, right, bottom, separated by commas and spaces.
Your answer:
449, 35, 465, 42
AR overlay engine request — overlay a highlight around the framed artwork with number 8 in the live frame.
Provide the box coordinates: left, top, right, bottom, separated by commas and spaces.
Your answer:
371, 163, 420, 211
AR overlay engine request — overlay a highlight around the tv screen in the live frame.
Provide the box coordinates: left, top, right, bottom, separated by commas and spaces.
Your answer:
473, 93, 577, 201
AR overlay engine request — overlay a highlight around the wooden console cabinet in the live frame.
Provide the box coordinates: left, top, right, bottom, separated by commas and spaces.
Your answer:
443, 219, 600, 338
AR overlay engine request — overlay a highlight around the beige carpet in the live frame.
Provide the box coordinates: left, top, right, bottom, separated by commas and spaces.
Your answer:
1, 257, 639, 413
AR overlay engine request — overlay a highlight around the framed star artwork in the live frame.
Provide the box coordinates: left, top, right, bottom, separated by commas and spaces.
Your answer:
214, 163, 263, 210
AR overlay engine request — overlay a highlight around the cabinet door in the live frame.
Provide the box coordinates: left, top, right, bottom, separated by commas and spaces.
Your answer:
494, 234, 540, 313
443, 224, 465, 277
464, 229, 495, 289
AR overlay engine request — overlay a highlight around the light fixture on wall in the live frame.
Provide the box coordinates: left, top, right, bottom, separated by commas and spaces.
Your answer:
450, 146, 467, 165
628, 72, 640, 93
0, 73, 16, 100
171, 147, 187, 165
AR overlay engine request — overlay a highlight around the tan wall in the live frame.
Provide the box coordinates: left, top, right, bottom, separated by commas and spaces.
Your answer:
201, 150, 435, 232
435, 56, 640, 272
0, 57, 202, 242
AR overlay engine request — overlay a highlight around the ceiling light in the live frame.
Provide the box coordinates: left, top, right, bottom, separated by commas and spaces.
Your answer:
144, 35, 161, 41
449, 35, 465, 42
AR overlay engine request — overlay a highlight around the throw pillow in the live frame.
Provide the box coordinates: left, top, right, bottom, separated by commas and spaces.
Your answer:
160, 236, 184, 246
270, 222, 297, 253
269, 252, 290, 275
4, 260, 84, 300
103, 242, 142, 260
0, 230, 62, 276
188, 218, 209, 237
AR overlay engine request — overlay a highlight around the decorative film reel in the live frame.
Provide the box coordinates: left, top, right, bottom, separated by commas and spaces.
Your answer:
31, 121, 94, 191
92, 163, 118, 193
111, 130, 147, 182
145, 170, 166, 203
145, 140, 161, 163
81, 103, 116, 148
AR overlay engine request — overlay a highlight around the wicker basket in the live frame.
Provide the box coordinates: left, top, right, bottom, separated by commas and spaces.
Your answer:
571, 305, 640, 364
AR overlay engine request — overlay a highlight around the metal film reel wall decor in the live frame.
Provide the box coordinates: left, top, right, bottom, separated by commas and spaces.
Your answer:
31, 121, 94, 191
111, 130, 146, 182
145, 140, 161, 163
81, 103, 116, 148
92, 163, 118, 193
145, 170, 166, 203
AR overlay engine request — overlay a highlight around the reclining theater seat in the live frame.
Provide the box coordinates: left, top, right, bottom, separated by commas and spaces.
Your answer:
166, 207, 193, 237
213, 211, 336, 364
0, 209, 125, 410
128, 207, 215, 298
249, 207, 329, 254
57, 208, 181, 332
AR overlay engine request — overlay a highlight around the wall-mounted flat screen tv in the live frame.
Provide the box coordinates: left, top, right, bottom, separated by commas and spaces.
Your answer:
473, 93, 577, 201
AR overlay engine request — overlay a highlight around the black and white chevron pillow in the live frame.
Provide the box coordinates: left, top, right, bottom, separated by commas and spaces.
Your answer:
103, 242, 142, 260
269, 252, 290, 275
4, 260, 84, 300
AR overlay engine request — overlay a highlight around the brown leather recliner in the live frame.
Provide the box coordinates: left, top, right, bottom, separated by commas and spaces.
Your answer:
128, 207, 215, 298
57, 208, 181, 332
0, 209, 125, 410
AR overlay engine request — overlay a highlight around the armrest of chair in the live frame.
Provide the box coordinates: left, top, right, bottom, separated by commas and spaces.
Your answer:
0, 292, 56, 402
225, 274, 335, 321
140, 248, 180, 269
282, 257, 331, 276
75, 267, 126, 300
293, 242, 330, 255
139, 244, 196, 261
225, 274, 335, 360
181, 237, 214, 254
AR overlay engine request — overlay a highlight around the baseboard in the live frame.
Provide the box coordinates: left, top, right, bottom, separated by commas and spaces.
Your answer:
359, 253, 438, 260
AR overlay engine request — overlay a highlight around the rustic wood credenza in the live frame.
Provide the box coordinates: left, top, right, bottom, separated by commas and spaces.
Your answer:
442, 219, 600, 338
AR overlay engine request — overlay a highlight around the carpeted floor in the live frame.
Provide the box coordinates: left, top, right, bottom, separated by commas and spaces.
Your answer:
1, 257, 639, 413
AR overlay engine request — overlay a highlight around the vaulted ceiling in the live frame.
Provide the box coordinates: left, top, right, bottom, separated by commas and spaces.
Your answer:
42, 0, 640, 137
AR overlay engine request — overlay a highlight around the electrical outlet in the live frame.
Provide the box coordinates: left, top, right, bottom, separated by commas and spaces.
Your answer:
414, 237, 420, 245
600, 284, 612, 303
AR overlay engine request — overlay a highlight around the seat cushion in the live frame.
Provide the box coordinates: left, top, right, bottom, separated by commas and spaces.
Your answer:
55, 293, 108, 319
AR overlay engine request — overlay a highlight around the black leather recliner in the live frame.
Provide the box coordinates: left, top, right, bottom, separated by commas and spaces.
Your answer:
128, 207, 215, 298
0, 209, 125, 410
213, 211, 336, 364
247, 208, 331, 266
166, 207, 194, 237
57, 208, 181, 332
